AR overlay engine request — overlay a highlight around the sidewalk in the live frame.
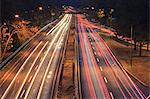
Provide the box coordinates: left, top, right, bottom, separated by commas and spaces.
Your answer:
102, 35, 150, 86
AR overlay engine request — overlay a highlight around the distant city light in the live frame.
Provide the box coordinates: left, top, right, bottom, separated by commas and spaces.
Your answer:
91, 7, 94, 10
39, 7, 43, 11
86, 7, 89, 10
51, 12, 55, 16
15, 14, 19, 18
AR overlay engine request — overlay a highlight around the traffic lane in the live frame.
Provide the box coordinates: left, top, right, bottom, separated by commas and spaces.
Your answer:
21, 42, 54, 99
77, 23, 96, 98
80, 24, 111, 98
0, 34, 46, 88
37, 15, 72, 98
78, 23, 110, 98
38, 29, 68, 99
95, 32, 145, 98
90, 32, 139, 98
88, 29, 146, 98
26, 41, 61, 98
86, 25, 138, 98
88, 34, 128, 98
23, 15, 72, 98
0, 43, 38, 97
76, 21, 91, 98
86, 27, 129, 98
79, 47, 91, 98
1, 41, 46, 98
0, 39, 45, 96
77, 15, 123, 98
15, 41, 50, 98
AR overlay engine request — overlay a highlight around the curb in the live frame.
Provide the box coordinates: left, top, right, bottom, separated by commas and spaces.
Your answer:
0, 18, 60, 69
123, 64, 149, 87
104, 37, 149, 87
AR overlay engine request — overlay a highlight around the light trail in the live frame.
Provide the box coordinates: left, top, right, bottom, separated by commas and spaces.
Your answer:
24, 14, 72, 99
37, 14, 72, 99
15, 41, 49, 98
1, 41, 43, 99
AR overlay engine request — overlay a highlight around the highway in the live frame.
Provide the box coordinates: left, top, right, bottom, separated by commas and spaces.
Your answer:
76, 14, 146, 99
0, 14, 72, 99
0, 13, 147, 99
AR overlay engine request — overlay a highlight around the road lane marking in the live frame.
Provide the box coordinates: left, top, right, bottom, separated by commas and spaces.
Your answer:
20, 89, 26, 98
49, 71, 52, 74
44, 52, 46, 55
40, 57, 43, 61
94, 52, 97, 55
28, 76, 32, 83
96, 58, 100, 62
47, 75, 51, 79
104, 77, 108, 83
37, 14, 72, 99
1, 41, 42, 99
92, 47, 95, 50
110, 92, 114, 99
100, 66, 103, 71
34, 65, 38, 70
15, 41, 48, 98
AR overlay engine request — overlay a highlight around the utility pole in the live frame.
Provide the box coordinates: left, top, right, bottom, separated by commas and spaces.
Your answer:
130, 25, 133, 67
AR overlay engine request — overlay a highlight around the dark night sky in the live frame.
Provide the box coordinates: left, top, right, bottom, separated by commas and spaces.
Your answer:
2, 0, 106, 10
1, 0, 106, 21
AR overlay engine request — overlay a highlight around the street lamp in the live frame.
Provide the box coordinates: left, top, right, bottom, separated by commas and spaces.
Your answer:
91, 7, 94, 10
38, 7, 43, 11
15, 14, 19, 18
130, 25, 133, 67
51, 12, 55, 16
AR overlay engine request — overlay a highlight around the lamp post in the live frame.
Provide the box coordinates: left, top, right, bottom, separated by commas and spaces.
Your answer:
130, 25, 133, 67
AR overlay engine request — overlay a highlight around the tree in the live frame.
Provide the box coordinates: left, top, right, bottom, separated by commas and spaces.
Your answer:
106, 0, 149, 56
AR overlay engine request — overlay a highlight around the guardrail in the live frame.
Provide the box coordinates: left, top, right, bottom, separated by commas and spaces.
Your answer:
75, 31, 82, 99
0, 16, 63, 69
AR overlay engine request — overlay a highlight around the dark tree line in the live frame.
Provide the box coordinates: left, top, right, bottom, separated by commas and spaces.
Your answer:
105, 0, 149, 56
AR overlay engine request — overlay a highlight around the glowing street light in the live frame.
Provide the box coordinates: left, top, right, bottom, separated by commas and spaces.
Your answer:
39, 7, 43, 11
91, 7, 95, 10
15, 14, 19, 18
86, 7, 89, 10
